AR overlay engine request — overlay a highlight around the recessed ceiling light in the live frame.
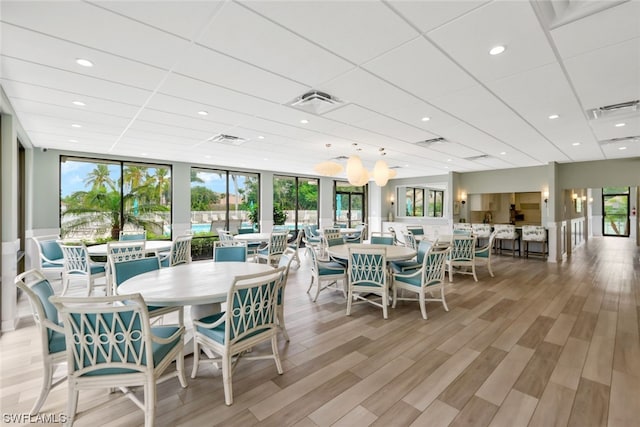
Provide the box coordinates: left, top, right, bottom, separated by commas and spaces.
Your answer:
300, 119, 309, 124
197, 111, 208, 116
614, 122, 626, 127
141, 153, 148, 156
75, 58, 93, 67
263, 158, 269, 161
618, 146, 627, 150
72, 101, 86, 106
68, 139, 78, 143
257, 135, 265, 139
421, 116, 431, 122
71, 124, 82, 128
489, 45, 506, 56
572, 142, 581, 146
405, 164, 409, 167
205, 155, 212, 159
444, 166, 449, 169
548, 114, 560, 120
500, 151, 507, 155
447, 159, 452, 162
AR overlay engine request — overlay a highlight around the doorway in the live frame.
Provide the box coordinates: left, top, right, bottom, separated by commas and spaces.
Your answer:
335, 182, 366, 228
602, 187, 630, 237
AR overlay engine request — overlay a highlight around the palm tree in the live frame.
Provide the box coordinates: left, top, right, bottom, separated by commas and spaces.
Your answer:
123, 165, 146, 193
84, 164, 116, 192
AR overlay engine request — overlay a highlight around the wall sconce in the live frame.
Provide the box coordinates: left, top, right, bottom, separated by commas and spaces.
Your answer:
460, 192, 467, 205
581, 195, 586, 201
543, 190, 549, 204
589, 197, 593, 203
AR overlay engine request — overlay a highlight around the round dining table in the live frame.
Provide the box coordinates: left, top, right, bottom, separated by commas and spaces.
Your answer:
232, 232, 272, 243
118, 260, 275, 307
327, 243, 416, 261
87, 240, 172, 256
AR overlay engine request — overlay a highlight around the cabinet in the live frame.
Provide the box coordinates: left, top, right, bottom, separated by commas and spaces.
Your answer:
469, 194, 495, 211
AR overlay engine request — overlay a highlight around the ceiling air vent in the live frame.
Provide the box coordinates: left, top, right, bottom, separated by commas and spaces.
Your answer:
599, 135, 640, 146
587, 100, 639, 120
288, 90, 344, 115
415, 137, 446, 147
206, 134, 247, 146
464, 154, 491, 161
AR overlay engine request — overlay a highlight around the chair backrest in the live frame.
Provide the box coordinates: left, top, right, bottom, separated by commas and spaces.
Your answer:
214, 241, 247, 262
169, 235, 192, 266
58, 241, 91, 274
112, 256, 161, 289
522, 225, 546, 242
416, 239, 433, 264
267, 232, 288, 255
323, 228, 342, 241
15, 269, 60, 353
494, 224, 517, 239
289, 230, 304, 250
406, 226, 424, 236
422, 246, 450, 286
107, 241, 146, 266
119, 230, 147, 241
218, 229, 234, 241
50, 294, 154, 377
223, 268, 285, 345
403, 231, 418, 250
471, 223, 491, 238
348, 247, 387, 289
370, 232, 395, 245
33, 236, 64, 265
450, 236, 476, 262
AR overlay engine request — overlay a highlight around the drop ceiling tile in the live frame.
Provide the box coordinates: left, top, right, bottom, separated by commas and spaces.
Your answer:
91, 0, 225, 40
243, 0, 418, 64
363, 36, 477, 100
1, 57, 152, 105
145, 93, 252, 127
134, 109, 231, 135
563, 38, 640, 109
427, 1, 556, 82
11, 101, 131, 129
1, 0, 191, 69
551, 1, 640, 59
196, 1, 354, 86
1, 24, 168, 90
174, 44, 308, 104
388, 0, 490, 33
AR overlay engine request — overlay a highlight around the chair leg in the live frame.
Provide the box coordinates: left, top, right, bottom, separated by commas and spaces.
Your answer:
448, 264, 453, 282
222, 353, 233, 406
313, 279, 322, 302
30, 359, 53, 414
487, 259, 494, 277
392, 285, 398, 309
306, 277, 314, 294
441, 286, 449, 312
346, 288, 353, 316
278, 308, 289, 342
144, 382, 155, 427
67, 386, 79, 426
176, 349, 187, 388
471, 264, 478, 282
271, 335, 284, 374
419, 291, 427, 320
191, 342, 200, 379
382, 292, 388, 319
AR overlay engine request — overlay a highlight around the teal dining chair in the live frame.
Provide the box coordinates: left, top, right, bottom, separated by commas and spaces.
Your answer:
50, 293, 187, 426
14, 269, 67, 415
346, 246, 389, 319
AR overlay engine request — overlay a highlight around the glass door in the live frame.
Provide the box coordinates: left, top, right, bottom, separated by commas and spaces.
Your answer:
602, 187, 629, 237
335, 182, 366, 228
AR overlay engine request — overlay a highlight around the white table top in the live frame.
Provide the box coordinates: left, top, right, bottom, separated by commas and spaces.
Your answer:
233, 232, 272, 242
118, 261, 275, 306
327, 243, 416, 262
87, 240, 172, 256
320, 228, 359, 235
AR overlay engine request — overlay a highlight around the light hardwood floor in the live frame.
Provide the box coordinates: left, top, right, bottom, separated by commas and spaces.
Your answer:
1, 237, 639, 426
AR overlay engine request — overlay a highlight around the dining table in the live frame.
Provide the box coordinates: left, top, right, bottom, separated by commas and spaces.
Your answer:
87, 240, 172, 256
232, 232, 273, 243
327, 243, 416, 262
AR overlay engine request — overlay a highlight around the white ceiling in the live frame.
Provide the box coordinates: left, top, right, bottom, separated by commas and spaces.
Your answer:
1, 0, 639, 179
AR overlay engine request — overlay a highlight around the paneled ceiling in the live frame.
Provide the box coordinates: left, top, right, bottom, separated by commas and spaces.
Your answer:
1, 0, 638, 179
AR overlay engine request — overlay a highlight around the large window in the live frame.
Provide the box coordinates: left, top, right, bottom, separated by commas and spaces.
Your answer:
427, 189, 444, 217
273, 175, 319, 230
60, 157, 172, 241
405, 187, 424, 217
190, 168, 259, 235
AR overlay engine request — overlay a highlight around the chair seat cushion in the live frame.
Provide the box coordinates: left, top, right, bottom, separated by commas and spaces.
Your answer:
394, 274, 421, 287
318, 261, 345, 275
42, 259, 64, 268
390, 260, 420, 273
475, 249, 490, 258
81, 326, 181, 376
70, 264, 105, 275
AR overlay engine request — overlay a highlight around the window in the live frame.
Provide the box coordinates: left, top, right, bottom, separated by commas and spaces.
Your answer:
405, 187, 424, 217
60, 157, 172, 241
335, 181, 366, 227
427, 189, 444, 217
273, 175, 319, 230
190, 168, 259, 235
602, 187, 630, 237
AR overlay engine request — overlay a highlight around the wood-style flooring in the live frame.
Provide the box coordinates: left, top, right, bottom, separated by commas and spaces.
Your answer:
1, 236, 639, 426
